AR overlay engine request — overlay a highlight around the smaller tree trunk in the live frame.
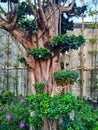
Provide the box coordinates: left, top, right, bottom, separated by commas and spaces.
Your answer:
43, 119, 59, 130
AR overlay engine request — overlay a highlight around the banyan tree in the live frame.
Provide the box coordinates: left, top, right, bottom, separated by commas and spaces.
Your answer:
0, 0, 86, 95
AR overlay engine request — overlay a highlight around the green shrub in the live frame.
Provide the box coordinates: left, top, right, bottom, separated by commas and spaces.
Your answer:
0, 97, 30, 130
33, 82, 45, 93
26, 93, 75, 129
17, 2, 37, 34
18, 55, 27, 65
53, 70, 78, 84
60, 98, 98, 130
0, 91, 15, 104
27, 47, 52, 60
50, 34, 85, 52
0, 93, 98, 130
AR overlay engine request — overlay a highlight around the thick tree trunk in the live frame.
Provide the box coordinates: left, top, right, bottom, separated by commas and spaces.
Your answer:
29, 55, 61, 95
28, 6, 62, 96
29, 70, 36, 94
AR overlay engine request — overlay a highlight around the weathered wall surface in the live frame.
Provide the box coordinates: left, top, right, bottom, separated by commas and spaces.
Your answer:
0, 30, 30, 95
67, 28, 98, 97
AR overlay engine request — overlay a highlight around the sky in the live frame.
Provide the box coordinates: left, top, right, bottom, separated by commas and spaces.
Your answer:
0, 0, 98, 23
73, 0, 98, 22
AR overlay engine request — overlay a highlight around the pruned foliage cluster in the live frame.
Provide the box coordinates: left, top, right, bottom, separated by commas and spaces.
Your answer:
53, 70, 78, 84
50, 34, 85, 52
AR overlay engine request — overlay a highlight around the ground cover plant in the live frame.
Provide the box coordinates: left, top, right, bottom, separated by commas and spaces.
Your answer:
0, 91, 98, 130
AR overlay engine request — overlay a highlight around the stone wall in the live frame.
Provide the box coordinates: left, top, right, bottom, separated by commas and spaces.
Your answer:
67, 28, 98, 98
0, 30, 30, 95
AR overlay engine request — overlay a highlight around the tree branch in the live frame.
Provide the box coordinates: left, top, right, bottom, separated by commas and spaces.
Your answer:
9, 14, 18, 28
27, 0, 36, 16
37, 0, 47, 26
12, 37, 35, 70
42, 0, 45, 7
0, 15, 8, 26
12, 37, 27, 59
0, 14, 17, 30
0, 5, 7, 16
60, 0, 75, 12
63, 0, 67, 6
11, 29, 33, 50
58, 0, 62, 6
34, 0, 37, 12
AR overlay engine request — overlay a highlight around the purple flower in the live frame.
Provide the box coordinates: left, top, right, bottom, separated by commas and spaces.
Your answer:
0, 107, 3, 111
6, 114, 11, 120
11, 101, 15, 105
19, 122, 25, 128
20, 98, 25, 103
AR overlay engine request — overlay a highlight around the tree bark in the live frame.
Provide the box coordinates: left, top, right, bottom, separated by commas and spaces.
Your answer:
29, 70, 36, 94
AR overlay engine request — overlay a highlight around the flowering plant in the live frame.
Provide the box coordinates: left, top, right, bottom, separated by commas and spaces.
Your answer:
0, 97, 30, 130
0, 92, 98, 130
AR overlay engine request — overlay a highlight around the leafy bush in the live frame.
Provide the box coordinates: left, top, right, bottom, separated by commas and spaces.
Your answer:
18, 55, 27, 65
60, 98, 98, 130
66, 3, 87, 17
17, 19, 37, 34
0, 97, 30, 130
0, 91, 15, 104
18, 2, 32, 16
26, 93, 98, 130
17, 2, 37, 34
53, 70, 79, 84
0, 93, 98, 130
61, 14, 74, 34
50, 34, 85, 52
33, 82, 45, 93
26, 93, 75, 129
27, 47, 52, 60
